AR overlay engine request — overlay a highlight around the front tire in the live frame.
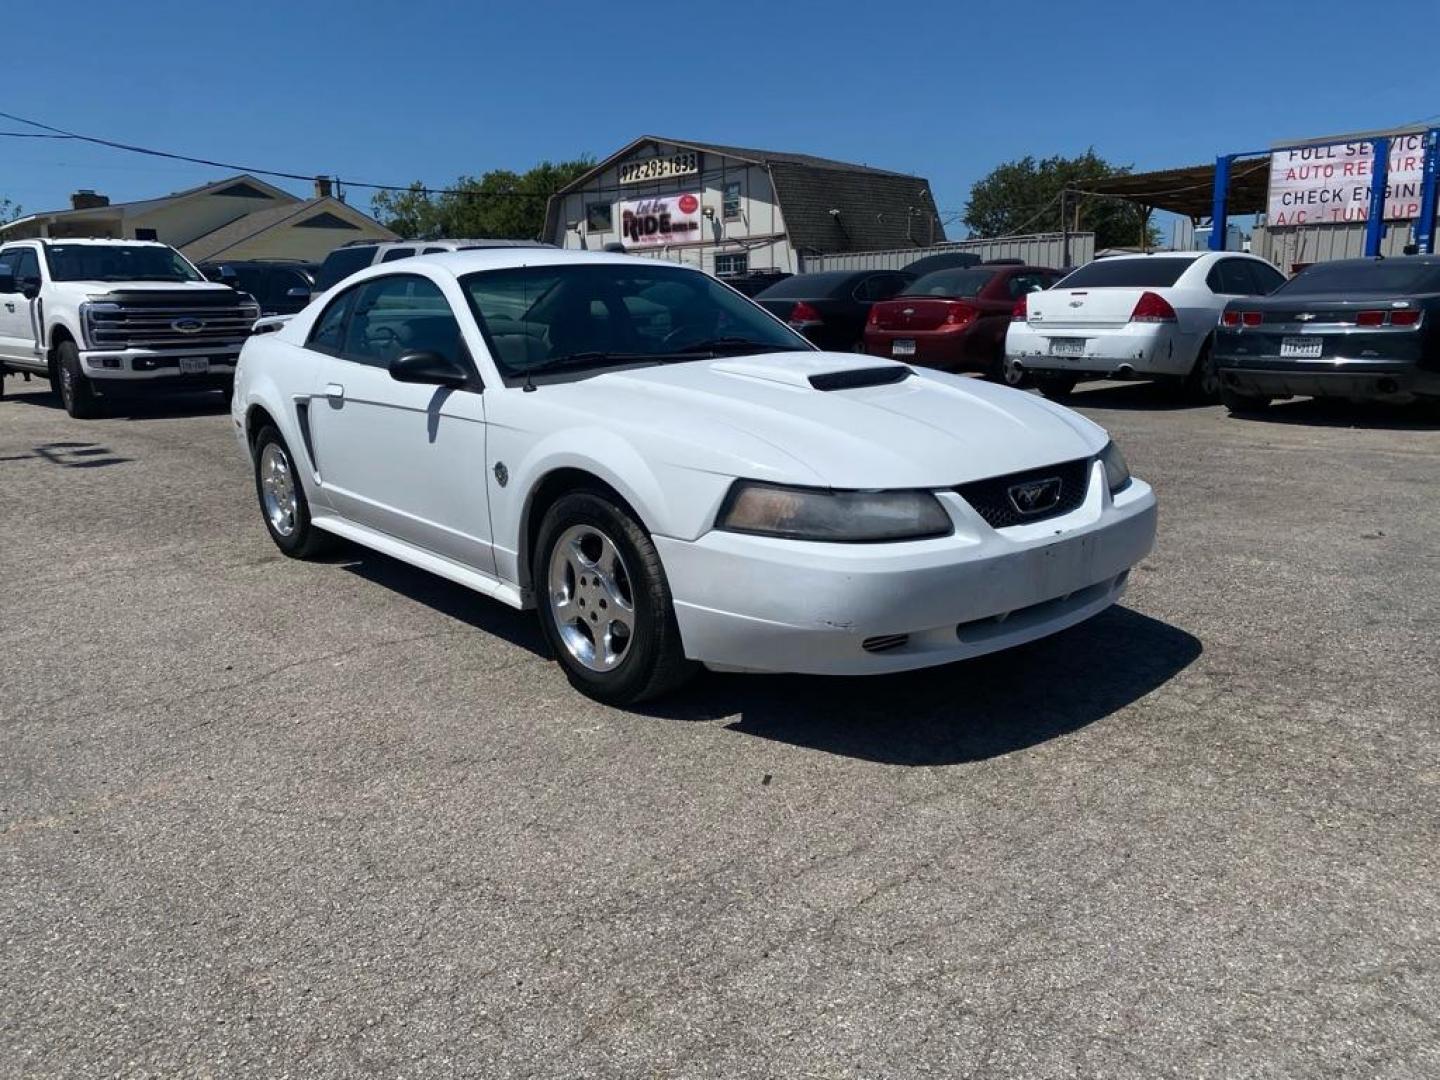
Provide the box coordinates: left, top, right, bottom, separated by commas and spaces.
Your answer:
535, 490, 697, 705
56, 341, 101, 418
252, 425, 335, 558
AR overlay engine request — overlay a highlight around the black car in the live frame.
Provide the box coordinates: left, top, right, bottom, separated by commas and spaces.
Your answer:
1213, 256, 1440, 412
719, 270, 792, 297
200, 260, 318, 316
903, 251, 983, 276
754, 269, 915, 351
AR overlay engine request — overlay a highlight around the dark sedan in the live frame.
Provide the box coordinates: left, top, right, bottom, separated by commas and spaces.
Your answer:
200, 260, 319, 316
754, 269, 915, 351
1213, 257, 1440, 412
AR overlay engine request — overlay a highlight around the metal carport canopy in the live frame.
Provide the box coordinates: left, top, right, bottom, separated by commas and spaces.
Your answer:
1078, 161, 1270, 220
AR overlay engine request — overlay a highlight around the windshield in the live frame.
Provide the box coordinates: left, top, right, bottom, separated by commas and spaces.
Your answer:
901, 268, 996, 298
1058, 257, 1196, 289
461, 263, 812, 378
1277, 261, 1440, 296
44, 244, 203, 283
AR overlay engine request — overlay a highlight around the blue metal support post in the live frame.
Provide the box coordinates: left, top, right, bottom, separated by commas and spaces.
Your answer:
1415, 128, 1438, 255
1209, 155, 1231, 251
1364, 136, 1390, 257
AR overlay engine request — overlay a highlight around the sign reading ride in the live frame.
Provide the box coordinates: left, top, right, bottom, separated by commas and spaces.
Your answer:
1267, 133, 1427, 226
619, 192, 704, 249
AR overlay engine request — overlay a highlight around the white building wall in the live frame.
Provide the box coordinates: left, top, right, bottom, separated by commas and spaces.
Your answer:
550, 141, 797, 275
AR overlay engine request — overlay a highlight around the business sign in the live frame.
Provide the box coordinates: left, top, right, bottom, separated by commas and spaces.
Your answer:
618, 192, 703, 248
1267, 132, 1428, 225
619, 150, 699, 185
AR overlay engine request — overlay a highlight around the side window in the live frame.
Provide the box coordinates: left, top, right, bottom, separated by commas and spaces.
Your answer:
307, 287, 358, 354
422, 246, 449, 255
315, 247, 375, 291
379, 247, 417, 263
1247, 260, 1287, 295
722, 181, 742, 221
1207, 259, 1253, 296
1006, 273, 1050, 299
0, 248, 18, 285
856, 274, 906, 302
14, 248, 41, 286
340, 275, 463, 370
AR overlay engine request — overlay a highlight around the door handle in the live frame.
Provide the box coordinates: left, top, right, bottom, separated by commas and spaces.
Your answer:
324, 383, 345, 401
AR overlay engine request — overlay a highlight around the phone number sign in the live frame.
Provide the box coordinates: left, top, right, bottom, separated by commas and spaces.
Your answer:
619, 151, 699, 186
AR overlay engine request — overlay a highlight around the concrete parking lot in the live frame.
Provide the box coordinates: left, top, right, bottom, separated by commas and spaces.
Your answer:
2, 377, 1438, 1078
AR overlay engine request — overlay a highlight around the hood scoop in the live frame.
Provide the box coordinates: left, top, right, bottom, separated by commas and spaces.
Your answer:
711, 352, 912, 391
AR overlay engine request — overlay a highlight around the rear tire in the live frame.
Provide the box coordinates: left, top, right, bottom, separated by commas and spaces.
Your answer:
1220, 386, 1272, 415
252, 425, 336, 558
535, 490, 697, 706
1182, 339, 1220, 402
1033, 374, 1078, 401
56, 340, 101, 419
998, 356, 1028, 388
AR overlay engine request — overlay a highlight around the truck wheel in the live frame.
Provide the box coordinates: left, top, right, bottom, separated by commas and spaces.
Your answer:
252, 425, 336, 558
535, 490, 697, 705
56, 341, 101, 419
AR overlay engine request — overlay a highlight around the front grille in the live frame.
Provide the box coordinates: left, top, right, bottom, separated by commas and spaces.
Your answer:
955, 456, 1092, 529
84, 291, 258, 350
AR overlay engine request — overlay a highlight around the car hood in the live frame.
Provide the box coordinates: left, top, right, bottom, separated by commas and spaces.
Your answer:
551, 351, 1107, 488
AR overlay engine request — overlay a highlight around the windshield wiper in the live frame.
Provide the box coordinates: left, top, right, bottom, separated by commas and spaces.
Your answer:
519, 351, 661, 390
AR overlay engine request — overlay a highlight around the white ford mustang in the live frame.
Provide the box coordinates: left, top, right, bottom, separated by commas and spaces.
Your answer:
231, 249, 1157, 704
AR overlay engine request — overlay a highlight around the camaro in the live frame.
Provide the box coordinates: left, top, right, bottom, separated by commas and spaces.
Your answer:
231, 249, 1158, 704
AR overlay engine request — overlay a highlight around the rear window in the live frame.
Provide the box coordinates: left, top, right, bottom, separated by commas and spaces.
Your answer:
755, 273, 854, 299
315, 247, 377, 291
1277, 261, 1440, 296
1058, 257, 1196, 289
901, 268, 996, 298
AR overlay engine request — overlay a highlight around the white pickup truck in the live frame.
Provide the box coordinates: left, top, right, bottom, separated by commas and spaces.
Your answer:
0, 238, 259, 417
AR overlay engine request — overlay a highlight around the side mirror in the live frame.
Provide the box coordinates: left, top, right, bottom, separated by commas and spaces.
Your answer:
285, 286, 312, 300
0, 272, 15, 294
389, 351, 469, 389
20, 278, 40, 300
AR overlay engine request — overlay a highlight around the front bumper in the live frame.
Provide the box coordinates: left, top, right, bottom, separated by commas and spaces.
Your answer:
655, 466, 1157, 675
81, 347, 239, 384
1214, 353, 1440, 400
1007, 322, 1185, 378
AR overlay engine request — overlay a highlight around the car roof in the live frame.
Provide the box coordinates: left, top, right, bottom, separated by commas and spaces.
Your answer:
340, 247, 707, 279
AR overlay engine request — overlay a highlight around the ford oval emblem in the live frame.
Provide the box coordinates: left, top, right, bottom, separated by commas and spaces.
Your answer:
172, 317, 204, 334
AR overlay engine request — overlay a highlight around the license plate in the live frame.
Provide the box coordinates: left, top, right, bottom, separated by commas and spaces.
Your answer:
1049, 338, 1085, 357
179, 357, 210, 374
1279, 336, 1322, 359
892, 339, 916, 357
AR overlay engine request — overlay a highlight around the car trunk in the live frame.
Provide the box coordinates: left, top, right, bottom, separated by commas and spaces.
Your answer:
869, 298, 970, 332
1026, 287, 1145, 330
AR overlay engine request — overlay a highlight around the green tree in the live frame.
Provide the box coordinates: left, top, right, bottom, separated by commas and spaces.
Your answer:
963, 151, 1160, 249
371, 157, 594, 240
0, 196, 21, 225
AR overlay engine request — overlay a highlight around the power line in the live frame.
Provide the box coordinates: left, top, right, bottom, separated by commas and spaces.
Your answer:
0, 109, 554, 200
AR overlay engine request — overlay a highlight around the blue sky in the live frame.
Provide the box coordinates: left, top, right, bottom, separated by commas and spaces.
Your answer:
2, 0, 1436, 241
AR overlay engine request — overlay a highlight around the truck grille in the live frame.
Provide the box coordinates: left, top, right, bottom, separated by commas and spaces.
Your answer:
955, 457, 1092, 529
83, 291, 259, 350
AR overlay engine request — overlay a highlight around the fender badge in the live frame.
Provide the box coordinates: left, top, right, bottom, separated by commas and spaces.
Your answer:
493, 462, 508, 487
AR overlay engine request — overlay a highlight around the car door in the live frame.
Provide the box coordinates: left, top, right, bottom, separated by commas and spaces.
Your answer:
304, 272, 495, 574
0, 247, 44, 369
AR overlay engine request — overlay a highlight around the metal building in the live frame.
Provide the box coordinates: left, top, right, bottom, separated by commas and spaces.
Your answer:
543, 136, 944, 280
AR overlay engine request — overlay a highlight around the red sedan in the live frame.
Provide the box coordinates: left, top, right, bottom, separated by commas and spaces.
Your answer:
863, 264, 1063, 380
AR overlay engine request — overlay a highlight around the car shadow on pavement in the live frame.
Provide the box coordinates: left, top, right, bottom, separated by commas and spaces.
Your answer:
646, 606, 1201, 766
0, 387, 231, 420
1226, 397, 1440, 431
336, 550, 550, 657
1058, 381, 1205, 411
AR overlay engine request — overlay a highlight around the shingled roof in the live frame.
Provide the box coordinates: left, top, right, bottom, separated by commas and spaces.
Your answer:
545, 136, 945, 254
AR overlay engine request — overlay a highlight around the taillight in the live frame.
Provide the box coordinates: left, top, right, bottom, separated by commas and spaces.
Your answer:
1355, 310, 1386, 326
1391, 309, 1421, 326
1011, 295, 1028, 322
1221, 310, 1241, 327
944, 303, 977, 327
789, 301, 822, 326
1129, 291, 1176, 323
867, 306, 881, 326
1243, 312, 1263, 326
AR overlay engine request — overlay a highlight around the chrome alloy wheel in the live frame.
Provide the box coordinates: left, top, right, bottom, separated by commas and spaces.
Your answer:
259, 442, 299, 538
547, 524, 636, 672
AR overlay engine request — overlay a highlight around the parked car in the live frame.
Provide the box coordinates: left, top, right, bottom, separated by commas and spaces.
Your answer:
0, 238, 258, 416
233, 249, 1156, 705
904, 251, 983, 276
754, 269, 915, 351
864, 264, 1065, 380
314, 238, 553, 293
1212, 256, 1440, 413
201, 260, 319, 316
1005, 251, 1287, 400
718, 269, 791, 297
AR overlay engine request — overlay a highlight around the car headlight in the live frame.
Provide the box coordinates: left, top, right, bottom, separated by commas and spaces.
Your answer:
716, 481, 952, 542
1100, 440, 1131, 494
